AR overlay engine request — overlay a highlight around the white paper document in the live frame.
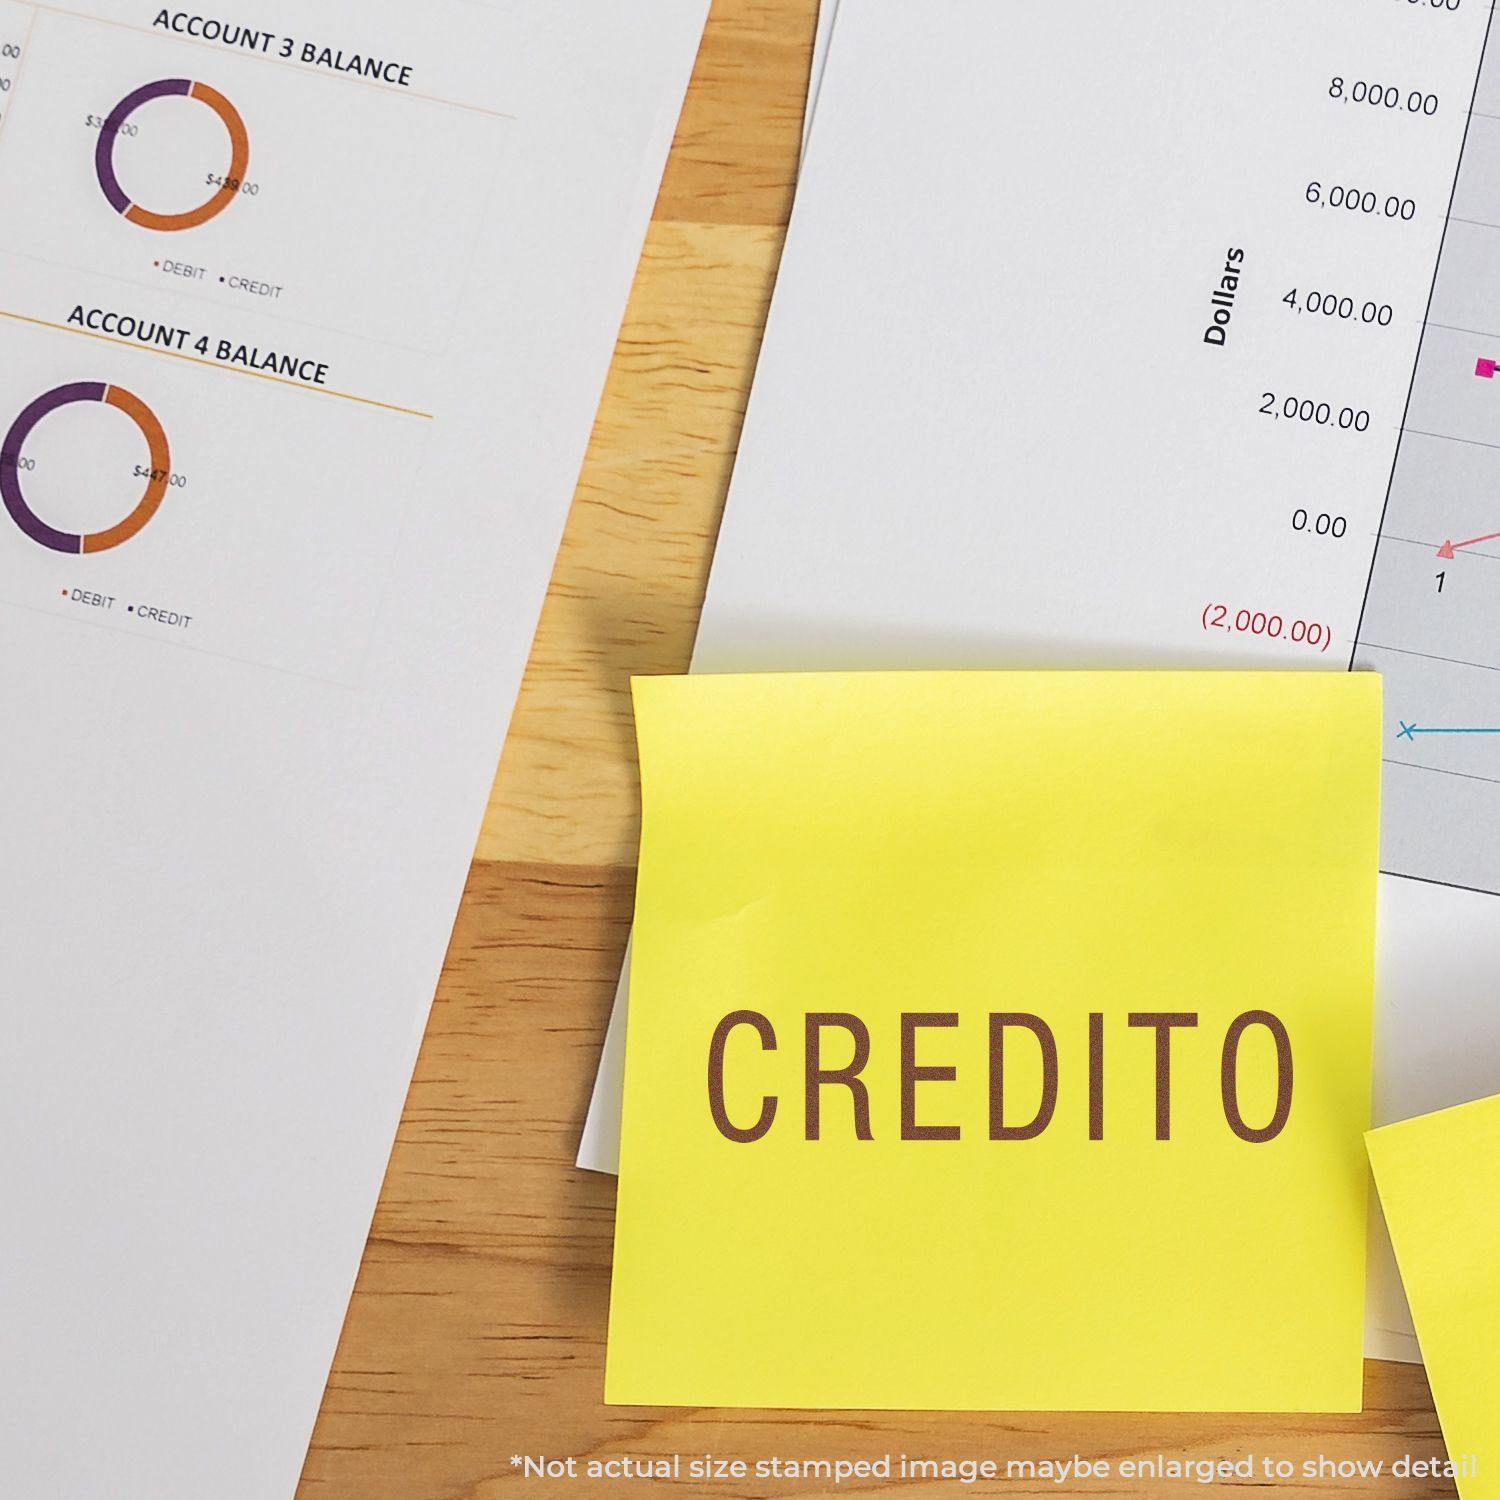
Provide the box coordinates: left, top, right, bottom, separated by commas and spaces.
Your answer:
0, 1, 706, 1494
801, 0, 838, 159
581, 0, 1500, 1364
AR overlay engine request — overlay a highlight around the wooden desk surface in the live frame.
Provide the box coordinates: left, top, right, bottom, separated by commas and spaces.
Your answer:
297, 4, 1453, 1495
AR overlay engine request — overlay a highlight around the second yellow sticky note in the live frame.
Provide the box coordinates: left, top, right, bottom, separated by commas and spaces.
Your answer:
608, 672, 1381, 1412
1368, 1095, 1500, 1498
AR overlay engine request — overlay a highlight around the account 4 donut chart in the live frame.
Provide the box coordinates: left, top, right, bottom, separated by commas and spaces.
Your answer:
95, 78, 250, 232
0, 383, 171, 554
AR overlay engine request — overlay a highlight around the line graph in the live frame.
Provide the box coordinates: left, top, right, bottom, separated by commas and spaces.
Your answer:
1354, 41, 1500, 896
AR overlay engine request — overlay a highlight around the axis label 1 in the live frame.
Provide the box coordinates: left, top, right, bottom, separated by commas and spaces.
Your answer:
1, 382, 171, 553
95, 78, 249, 232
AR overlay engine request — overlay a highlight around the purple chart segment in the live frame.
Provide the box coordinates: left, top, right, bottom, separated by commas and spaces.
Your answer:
94, 78, 192, 216
1, 383, 108, 554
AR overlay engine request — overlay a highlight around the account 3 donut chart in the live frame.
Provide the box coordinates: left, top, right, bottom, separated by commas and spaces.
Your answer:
1, 383, 171, 554
95, 78, 249, 232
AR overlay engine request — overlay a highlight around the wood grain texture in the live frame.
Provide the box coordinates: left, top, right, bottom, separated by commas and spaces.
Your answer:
475, 217, 784, 869
298, 2, 1456, 1495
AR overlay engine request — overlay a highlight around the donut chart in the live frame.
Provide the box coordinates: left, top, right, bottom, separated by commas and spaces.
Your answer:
95, 78, 249, 232
1, 383, 171, 554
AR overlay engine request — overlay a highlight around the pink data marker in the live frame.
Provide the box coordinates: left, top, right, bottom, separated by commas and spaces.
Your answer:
1476, 358, 1498, 380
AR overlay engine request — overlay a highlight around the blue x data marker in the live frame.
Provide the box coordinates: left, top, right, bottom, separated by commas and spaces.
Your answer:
1397, 721, 1500, 741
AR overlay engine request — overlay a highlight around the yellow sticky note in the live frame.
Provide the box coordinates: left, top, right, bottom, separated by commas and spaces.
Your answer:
607, 672, 1381, 1411
1367, 1096, 1500, 1496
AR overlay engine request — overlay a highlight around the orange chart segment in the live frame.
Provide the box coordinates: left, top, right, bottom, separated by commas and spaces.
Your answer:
85, 386, 170, 552
95, 78, 250, 233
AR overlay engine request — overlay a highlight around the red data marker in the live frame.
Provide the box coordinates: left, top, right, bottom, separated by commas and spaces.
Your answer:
1437, 530, 1500, 560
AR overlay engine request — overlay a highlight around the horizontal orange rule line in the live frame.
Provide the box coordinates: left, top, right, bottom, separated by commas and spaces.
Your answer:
0, 308, 435, 421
